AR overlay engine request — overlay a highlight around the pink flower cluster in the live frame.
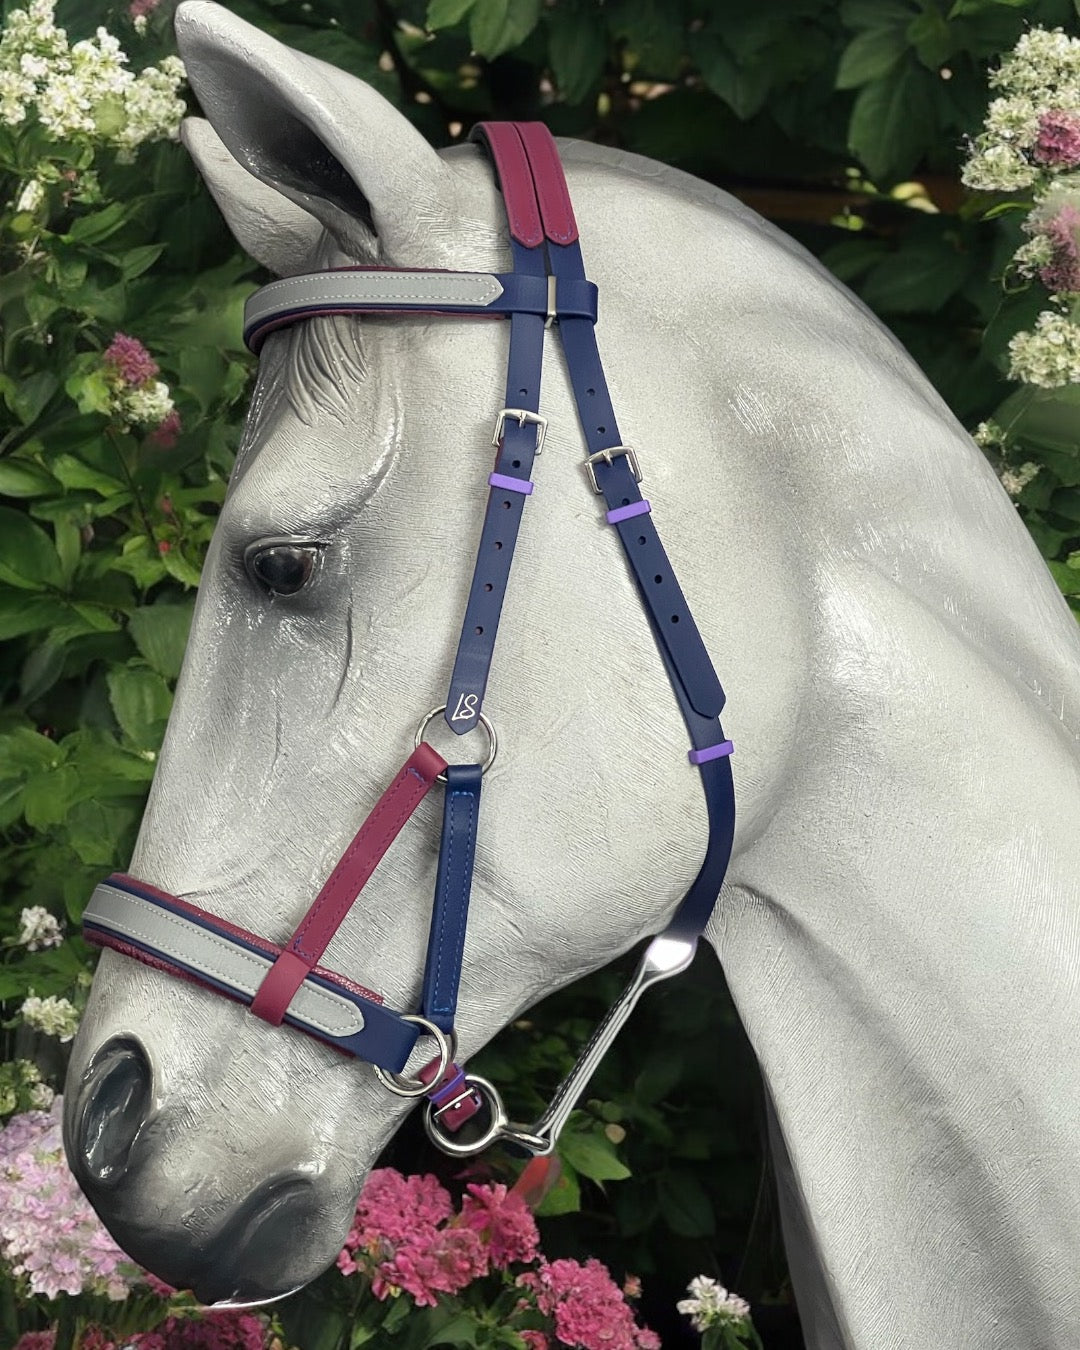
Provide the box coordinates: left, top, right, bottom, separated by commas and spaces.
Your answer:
518, 1258, 661, 1350
13, 1312, 267, 1350
1034, 110, 1080, 168
101, 331, 181, 446
338, 1168, 659, 1349
1035, 201, 1080, 293
338, 1170, 539, 1307
103, 331, 160, 386
0, 1102, 141, 1300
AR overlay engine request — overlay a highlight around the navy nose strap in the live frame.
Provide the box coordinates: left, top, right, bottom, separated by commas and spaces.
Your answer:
83, 122, 735, 1135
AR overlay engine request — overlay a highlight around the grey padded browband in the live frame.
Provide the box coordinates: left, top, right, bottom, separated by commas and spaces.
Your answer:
245, 270, 506, 330
84, 884, 365, 1038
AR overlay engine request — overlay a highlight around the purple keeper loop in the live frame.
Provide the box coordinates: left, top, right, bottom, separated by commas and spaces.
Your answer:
688, 740, 734, 766
428, 1064, 467, 1106
607, 499, 651, 525
489, 471, 534, 496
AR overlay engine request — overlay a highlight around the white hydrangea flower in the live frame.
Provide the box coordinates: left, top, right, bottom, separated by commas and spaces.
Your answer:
961, 142, 1039, 192
120, 378, 175, 429
0, 67, 34, 124
1008, 311, 1080, 387
1000, 461, 1041, 496
1012, 233, 1055, 276
993, 28, 1080, 99
16, 905, 63, 950
972, 420, 1005, 450
20, 994, 80, 1043
115, 57, 185, 159
29, 1080, 56, 1109
984, 94, 1041, 145
676, 1275, 751, 1332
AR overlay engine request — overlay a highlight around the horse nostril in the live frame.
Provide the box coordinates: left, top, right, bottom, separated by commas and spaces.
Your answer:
77, 1037, 153, 1186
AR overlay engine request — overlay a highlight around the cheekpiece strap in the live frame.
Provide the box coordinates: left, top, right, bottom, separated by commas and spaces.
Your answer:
420, 763, 482, 1031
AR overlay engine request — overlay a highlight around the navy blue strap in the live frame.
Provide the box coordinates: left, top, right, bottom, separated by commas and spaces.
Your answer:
443, 133, 551, 736
549, 241, 724, 720
421, 764, 482, 1031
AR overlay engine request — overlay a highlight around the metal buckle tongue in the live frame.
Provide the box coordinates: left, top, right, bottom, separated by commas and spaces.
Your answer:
423, 933, 696, 1157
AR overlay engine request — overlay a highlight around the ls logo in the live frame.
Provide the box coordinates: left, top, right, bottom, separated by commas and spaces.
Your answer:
451, 693, 479, 722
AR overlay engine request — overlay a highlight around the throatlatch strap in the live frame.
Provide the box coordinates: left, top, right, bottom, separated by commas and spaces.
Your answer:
420, 763, 482, 1031
251, 743, 446, 1025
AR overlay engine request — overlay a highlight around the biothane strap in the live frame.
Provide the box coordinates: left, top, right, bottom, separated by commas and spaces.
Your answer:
243, 269, 597, 353
443, 124, 550, 736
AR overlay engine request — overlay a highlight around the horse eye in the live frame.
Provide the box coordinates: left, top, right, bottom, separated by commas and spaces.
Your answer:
245, 543, 319, 596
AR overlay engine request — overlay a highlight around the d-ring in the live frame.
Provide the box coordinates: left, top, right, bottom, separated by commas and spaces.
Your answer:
373, 1016, 454, 1099
414, 706, 498, 784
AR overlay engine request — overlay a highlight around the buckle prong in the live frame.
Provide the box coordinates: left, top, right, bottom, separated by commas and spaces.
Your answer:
492, 408, 547, 454
584, 445, 642, 494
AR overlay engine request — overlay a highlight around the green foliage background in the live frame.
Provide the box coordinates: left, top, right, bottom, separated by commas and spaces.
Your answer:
2, 0, 1079, 1346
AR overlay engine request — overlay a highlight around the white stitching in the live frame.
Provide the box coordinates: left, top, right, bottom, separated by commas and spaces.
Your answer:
88, 889, 363, 1037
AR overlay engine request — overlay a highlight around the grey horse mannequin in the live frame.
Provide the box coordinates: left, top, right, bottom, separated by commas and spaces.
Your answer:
63, 4, 1080, 1346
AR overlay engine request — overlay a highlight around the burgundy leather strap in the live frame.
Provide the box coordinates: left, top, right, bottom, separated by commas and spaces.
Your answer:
514, 122, 579, 244
251, 743, 447, 1025
472, 122, 544, 248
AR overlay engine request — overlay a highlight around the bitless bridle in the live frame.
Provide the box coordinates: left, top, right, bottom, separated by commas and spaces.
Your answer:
82, 123, 736, 1159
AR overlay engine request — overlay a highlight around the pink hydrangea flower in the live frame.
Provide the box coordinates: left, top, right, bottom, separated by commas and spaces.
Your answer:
14, 1334, 57, 1350
0, 1102, 142, 1300
130, 0, 160, 17
375, 1226, 487, 1307
103, 332, 160, 386
460, 1182, 540, 1268
351, 1169, 454, 1249
520, 1334, 549, 1350
127, 1311, 267, 1349
519, 1258, 660, 1350
1037, 202, 1080, 293
148, 408, 182, 448
1033, 110, 1080, 168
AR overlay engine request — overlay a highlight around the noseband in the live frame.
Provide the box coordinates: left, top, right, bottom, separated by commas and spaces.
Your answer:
82, 123, 736, 1157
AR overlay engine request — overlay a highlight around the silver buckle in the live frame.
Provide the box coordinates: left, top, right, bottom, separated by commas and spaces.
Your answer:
492, 408, 547, 454
584, 445, 642, 494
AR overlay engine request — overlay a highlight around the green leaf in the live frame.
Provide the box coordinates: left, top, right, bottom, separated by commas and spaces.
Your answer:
23, 764, 82, 828
0, 506, 63, 590
65, 201, 127, 244
548, 6, 607, 103
1048, 560, 1080, 595
113, 243, 166, 280
106, 665, 173, 750
0, 726, 64, 773
533, 1166, 581, 1216
64, 800, 144, 867
127, 601, 194, 678
469, 0, 542, 58
694, 36, 774, 119
0, 592, 73, 639
848, 61, 935, 181
64, 369, 115, 417
835, 25, 907, 89
859, 237, 969, 313
906, 9, 954, 67
4, 371, 59, 425
559, 1123, 631, 1182
49, 453, 126, 496
0, 459, 58, 498
658, 1168, 715, 1237
161, 549, 203, 588
427, 0, 478, 27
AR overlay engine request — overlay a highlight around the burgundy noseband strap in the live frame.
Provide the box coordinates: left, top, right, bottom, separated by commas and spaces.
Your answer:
251, 744, 445, 1025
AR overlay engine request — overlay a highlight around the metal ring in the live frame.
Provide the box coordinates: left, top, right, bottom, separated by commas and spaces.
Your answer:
372, 1016, 454, 1099
414, 706, 498, 784
423, 1074, 509, 1156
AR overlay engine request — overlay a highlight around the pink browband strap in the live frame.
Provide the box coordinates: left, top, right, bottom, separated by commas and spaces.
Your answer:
250, 743, 446, 1025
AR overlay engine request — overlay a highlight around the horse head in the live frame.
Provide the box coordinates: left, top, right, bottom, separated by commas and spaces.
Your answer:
64, 3, 1080, 1343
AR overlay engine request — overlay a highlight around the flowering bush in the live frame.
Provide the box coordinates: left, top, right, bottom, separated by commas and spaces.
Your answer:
959, 24, 1080, 607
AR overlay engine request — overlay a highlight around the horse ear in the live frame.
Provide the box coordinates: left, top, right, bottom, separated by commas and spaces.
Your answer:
173, 0, 452, 267
181, 118, 322, 276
